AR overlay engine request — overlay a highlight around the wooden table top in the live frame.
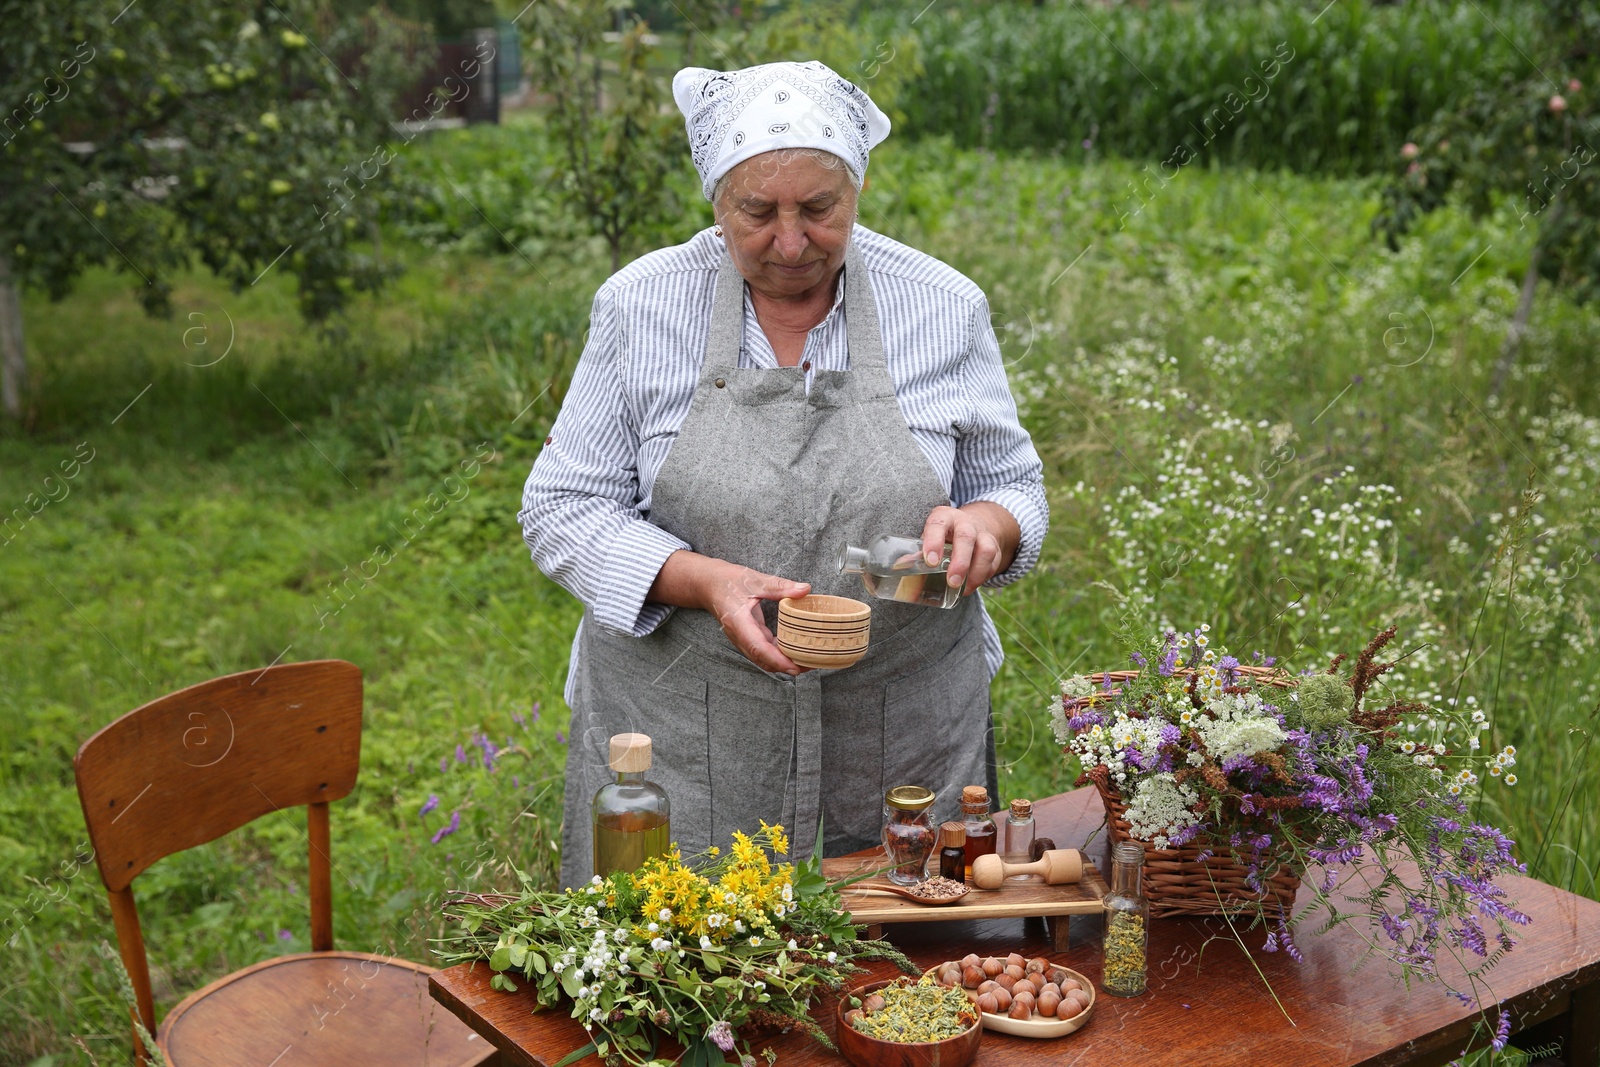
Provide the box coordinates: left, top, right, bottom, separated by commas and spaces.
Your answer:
430, 787, 1600, 1067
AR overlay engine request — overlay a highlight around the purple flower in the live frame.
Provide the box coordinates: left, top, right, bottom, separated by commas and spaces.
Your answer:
1129, 651, 1148, 668
439, 756, 448, 773
278, 928, 293, 941
512, 711, 525, 727
454, 744, 467, 765
531, 701, 541, 723
555, 730, 566, 744
706, 1020, 735, 1052
419, 794, 440, 818
431, 810, 461, 844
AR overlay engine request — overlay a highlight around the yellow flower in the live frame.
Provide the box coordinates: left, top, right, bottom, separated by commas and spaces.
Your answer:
760, 821, 790, 856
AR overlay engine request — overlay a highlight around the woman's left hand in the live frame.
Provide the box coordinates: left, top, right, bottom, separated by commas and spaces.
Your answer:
918, 503, 1022, 596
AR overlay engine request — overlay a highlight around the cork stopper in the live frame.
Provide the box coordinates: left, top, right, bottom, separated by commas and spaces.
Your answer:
1009, 798, 1033, 818
608, 733, 652, 773
961, 785, 989, 807
939, 821, 967, 849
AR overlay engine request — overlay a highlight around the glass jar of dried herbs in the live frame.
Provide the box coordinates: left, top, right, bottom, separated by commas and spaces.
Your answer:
882, 785, 938, 885
1101, 842, 1149, 996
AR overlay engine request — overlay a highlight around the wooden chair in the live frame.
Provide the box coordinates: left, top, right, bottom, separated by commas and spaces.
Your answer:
74, 659, 496, 1066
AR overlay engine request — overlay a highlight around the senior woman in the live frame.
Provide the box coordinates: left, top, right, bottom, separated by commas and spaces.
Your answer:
520, 60, 1048, 888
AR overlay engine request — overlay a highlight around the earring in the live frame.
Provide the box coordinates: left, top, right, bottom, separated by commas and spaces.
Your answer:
714, 226, 723, 237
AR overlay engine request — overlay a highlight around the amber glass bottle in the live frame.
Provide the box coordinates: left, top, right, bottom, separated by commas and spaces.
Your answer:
959, 786, 997, 879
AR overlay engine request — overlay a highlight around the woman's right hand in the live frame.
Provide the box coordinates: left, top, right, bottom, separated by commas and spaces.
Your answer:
649, 551, 811, 675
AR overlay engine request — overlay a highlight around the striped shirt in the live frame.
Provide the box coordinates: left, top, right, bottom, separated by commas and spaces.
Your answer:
519, 224, 1048, 693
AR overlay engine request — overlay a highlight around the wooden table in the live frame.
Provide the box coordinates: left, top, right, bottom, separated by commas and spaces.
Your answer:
430, 787, 1600, 1067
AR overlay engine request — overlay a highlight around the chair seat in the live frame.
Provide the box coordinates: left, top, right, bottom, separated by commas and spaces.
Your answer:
157, 951, 495, 1067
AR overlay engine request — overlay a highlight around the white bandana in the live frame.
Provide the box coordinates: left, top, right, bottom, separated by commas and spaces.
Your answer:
672, 60, 892, 202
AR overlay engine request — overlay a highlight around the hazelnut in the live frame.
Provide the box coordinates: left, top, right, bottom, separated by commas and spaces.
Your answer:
975, 991, 1000, 1015
980, 957, 1004, 977
1037, 991, 1062, 1018
1008, 999, 1033, 1020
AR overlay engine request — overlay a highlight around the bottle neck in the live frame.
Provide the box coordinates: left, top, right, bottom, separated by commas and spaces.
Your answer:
615, 769, 647, 785
962, 802, 991, 818
838, 543, 868, 574
1111, 856, 1143, 898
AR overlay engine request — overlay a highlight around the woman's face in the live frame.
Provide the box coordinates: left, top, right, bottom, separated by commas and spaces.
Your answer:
713, 150, 859, 302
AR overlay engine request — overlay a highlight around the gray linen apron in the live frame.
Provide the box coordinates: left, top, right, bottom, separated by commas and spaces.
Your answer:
559, 238, 994, 888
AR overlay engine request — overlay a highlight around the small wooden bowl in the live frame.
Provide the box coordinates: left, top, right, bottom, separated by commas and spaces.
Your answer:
777, 595, 871, 669
837, 979, 983, 1067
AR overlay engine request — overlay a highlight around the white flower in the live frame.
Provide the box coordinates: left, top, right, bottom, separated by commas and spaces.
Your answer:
591, 875, 603, 886
659, 908, 672, 922
651, 938, 671, 952
700, 935, 714, 950
1400, 740, 1417, 754
590, 1007, 603, 1021
749, 936, 761, 947
1503, 745, 1517, 757
1470, 710, 1486, 723
1489, 765, 1502, 777
613, 927, 628, 943
787, 939, 798, 951
1061, 675, 1095, 699
647, 922, 658, 933
827, 952, 838, 963
578, 985, 590, 998
1124, 772, 1201, 849
780, 883, 793, 902
678, 950, 686, 958
1505, 774, 1517, 786
1448, 783, 1463, 796
1200, 623, 1211, 632
1432, 743, 1446, 755
1469, 736, 1481, 751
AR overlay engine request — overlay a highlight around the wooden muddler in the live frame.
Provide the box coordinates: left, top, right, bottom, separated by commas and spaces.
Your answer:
970, 849, 1084, 889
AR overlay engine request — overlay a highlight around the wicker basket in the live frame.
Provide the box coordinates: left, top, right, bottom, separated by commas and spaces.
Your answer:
1069, 665, 1303, 919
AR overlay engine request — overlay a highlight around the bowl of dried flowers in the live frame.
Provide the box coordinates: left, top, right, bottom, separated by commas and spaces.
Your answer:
837, 974, 982, 1067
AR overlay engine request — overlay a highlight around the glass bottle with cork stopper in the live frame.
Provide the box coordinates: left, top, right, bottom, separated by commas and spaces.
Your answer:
937, 822, 967, 881
1002, 798, 1036, 869
1101, 842, 1150, 997
959, 785, 997, 879
591, 733, 671, 879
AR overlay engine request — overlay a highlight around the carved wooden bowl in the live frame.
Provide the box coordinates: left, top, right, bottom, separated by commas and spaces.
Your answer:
777, 595, 872, 669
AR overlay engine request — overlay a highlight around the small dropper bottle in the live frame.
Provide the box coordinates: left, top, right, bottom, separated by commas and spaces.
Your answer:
937, 822, 967, 881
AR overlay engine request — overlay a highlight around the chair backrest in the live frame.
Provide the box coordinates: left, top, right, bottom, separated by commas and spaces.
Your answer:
74, 660, 363, 1049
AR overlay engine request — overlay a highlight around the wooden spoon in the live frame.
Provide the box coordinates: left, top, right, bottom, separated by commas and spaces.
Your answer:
842, 879, 971, 906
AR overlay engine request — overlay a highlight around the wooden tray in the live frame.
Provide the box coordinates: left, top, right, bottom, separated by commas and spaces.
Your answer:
824, 854, 1108, 927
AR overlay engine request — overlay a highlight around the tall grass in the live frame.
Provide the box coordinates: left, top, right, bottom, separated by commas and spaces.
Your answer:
873, 0, 1537, 175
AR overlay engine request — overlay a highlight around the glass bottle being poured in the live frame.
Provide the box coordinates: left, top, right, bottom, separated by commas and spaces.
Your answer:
591, 733, 671, 879
838, 534, 958, 609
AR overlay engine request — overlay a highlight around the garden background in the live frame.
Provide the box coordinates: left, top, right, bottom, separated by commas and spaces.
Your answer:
2, 0, 1597, 1063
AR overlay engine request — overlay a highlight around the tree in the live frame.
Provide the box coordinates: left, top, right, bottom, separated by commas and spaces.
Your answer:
520, 0, 684, 274
0, 0, 419, 423
1372, 0, 1598, 398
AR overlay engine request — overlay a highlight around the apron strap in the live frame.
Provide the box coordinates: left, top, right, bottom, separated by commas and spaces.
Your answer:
703, 236, 886, 374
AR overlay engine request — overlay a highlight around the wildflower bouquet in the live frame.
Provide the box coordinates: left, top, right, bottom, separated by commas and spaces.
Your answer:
437, 822, 913, 1067
1051, 624, 1530, 994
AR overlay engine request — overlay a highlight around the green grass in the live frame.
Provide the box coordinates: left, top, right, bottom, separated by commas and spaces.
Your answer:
3, 129, 1597, 1064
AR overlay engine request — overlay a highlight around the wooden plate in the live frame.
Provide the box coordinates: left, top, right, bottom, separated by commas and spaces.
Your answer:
923, 962, 1095, 1039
